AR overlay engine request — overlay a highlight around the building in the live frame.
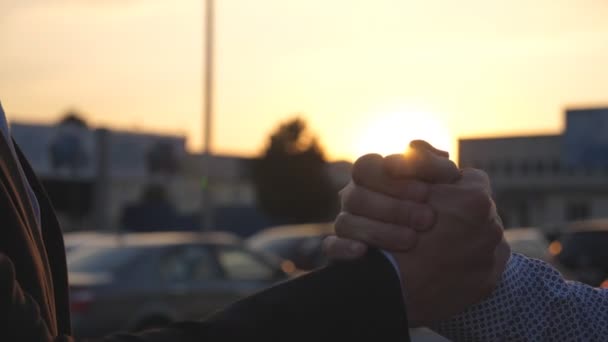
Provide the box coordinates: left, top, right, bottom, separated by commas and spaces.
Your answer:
12, 115, 352, 234
459, 107, 608, 230
12, 117, 193, 231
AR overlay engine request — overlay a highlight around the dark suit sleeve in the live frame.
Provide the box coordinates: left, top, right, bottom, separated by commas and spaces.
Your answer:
98, 249, 410, 342
3, 250, 410, 342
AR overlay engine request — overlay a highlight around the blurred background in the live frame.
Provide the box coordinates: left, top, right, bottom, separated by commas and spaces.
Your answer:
2, 0, 608, 340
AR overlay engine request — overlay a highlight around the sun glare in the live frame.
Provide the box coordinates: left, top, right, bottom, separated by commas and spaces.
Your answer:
353, 110, 453, 159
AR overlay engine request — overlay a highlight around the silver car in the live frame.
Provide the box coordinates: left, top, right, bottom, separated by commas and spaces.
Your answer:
67, 232, 290, 338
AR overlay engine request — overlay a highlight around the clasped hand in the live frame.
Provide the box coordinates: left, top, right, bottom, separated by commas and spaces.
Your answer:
324, 141, 511, 326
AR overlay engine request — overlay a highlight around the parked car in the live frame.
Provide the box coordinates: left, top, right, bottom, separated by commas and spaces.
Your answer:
247, 223, 334, 271
64, 230, 242, 256
548, 219, 608, 286
504, 227, 550, 261
67, 232, 289, 338
63, 231, 118, 255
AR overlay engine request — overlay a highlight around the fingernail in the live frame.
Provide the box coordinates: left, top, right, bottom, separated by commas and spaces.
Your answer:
413, 207, 434, 230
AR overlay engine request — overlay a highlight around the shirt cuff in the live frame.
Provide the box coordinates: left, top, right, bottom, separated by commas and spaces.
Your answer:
380, 249, 402, 284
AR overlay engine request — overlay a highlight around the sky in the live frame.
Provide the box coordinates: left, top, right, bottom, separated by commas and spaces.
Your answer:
1, 0, 608, 161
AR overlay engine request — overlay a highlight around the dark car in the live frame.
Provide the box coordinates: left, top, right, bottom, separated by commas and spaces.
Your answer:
68, 232, 290, 338
548, 219, 608, 286
504, 227, 550, 261
247, 223, 334, 271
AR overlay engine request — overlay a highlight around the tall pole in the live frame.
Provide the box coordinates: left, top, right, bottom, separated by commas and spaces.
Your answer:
202, 0, 214, 232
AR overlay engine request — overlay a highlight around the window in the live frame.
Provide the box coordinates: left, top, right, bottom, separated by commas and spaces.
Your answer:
535, 160, 544, 175
567, 167, 576, 176
565, 202, 591, 221
68, 245, 156, 273
551, 159, 561, 174
504, 160, 513, 176
216, 247, 275, 281
520, 160, 530, 175
159, 245, 219, 282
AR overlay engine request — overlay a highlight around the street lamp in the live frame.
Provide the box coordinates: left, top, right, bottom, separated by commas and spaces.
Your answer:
202, 0, 214, 232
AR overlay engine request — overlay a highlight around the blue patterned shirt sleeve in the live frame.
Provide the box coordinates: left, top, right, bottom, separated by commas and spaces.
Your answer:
430, 253, 608, 341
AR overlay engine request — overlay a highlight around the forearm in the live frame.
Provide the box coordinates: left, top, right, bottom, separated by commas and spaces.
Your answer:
431, 253, 608, 341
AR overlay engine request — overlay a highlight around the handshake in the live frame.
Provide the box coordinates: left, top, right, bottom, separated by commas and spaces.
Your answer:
0, 127, 511, 341
324, 140, 511, 327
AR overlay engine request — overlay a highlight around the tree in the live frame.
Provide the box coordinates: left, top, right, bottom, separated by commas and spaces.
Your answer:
252, 117, 337, 223
120, 184, 178, 232
59, 110, 88, 128
50, 110, 89, 171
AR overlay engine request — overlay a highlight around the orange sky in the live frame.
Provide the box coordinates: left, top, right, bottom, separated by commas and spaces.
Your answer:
2, 0, 608, 161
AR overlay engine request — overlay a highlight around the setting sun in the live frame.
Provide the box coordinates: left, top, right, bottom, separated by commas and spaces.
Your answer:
353, 110, 453, 159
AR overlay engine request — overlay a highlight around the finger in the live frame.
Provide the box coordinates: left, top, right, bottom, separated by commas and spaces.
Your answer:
428, 171, 495, 227
409, 140, 449, 158
351, 154, 430, 202
458, 168, 491, 190
341, 184, 435, 231
334, 212, 419, 252
322, 235, 368, 260
384, 148, 460, 184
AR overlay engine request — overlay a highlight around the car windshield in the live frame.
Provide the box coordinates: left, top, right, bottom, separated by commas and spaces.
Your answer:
68, 245, 157, 273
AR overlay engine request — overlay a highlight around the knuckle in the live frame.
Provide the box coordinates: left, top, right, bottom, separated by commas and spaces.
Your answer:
383, 154, 407, 177
465, 190, 493, 223
397, 228, 418, 250
398, 202, 417, 227
338, 182, 352, 198
341, 186, 364, 213
321, 236, 336, 255
478, 170, 491, 187
352, 153, 383, 185
401, 180, 430, 202
487, 221, 504, 247
473, 168, 489, 180
386, 200, 408, 224
391, 199, 410, 226
464, 168, 491, 187
338, 184, 351, 207
333, 213, 352, 237
365, 229, 383, 247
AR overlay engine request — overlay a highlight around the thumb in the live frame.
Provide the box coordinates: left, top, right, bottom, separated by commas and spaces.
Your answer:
385, 141, 461, 184
323, 235, 368, 260
409, 140, 449, 158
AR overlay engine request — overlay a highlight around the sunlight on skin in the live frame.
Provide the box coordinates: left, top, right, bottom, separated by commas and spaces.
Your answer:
353, 110, 453, 159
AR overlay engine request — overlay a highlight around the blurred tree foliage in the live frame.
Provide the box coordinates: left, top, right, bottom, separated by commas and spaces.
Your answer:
59, 110, 88, 128
120, 183, 178, 232
253, 117, 337, 223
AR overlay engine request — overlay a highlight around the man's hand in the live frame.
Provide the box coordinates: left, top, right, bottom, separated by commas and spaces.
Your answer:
325, 146, 510, 326
325, 145, 460, 258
